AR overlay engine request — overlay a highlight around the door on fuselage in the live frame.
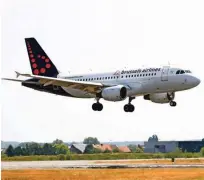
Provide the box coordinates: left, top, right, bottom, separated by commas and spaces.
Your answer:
161, 66, 169, 81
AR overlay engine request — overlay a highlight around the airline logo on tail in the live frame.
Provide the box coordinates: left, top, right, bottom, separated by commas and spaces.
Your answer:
25, 38, 59, 77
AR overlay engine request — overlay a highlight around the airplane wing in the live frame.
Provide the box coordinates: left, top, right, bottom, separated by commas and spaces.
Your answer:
3, 72, 110, 94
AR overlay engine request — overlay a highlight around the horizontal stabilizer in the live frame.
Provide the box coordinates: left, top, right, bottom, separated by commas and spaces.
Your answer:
2, 78, 24, 82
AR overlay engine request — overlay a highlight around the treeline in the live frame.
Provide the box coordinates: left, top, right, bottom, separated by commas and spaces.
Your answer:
4, 139, 69, 157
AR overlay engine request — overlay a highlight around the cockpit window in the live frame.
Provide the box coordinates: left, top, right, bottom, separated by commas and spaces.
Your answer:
176, 70, 186, 74
176, 70, 180, 74
180, 70, 185, 74
185, 70, 191, 73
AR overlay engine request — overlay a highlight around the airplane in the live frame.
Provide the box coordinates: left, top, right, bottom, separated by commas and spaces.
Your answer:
2, 38, 201, 112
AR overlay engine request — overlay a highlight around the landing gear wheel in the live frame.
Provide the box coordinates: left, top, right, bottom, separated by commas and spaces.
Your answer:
98, 103, 103, 111
92, 103, 103, 111
124, 97, 135, 112
124, 104, 129, 112
124, 104, 135, 112
170, 101, 177, 107
92, 103, 98, 111
129, 104, 135, 112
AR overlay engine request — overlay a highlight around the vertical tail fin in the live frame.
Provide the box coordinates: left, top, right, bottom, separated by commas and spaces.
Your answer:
25, 38, 59, 77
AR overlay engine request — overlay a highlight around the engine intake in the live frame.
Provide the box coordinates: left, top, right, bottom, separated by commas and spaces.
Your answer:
101, 85, 127, 102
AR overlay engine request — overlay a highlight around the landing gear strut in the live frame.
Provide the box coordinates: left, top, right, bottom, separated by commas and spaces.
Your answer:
169, 101, 177, 107
92, 98, 103, 111
124, 97, 135, 112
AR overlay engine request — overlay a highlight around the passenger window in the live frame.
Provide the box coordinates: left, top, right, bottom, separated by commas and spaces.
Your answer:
154, 73, 156, 75
121, 76, 123, 78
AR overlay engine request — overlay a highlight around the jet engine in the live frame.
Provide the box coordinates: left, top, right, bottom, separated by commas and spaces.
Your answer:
144, 92, 175, 103
101, 85, 127, 101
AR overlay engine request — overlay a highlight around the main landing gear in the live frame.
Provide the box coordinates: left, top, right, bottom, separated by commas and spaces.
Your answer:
92, 98, 103, 111
169, 101, 177, 107
124, 97, 135, 112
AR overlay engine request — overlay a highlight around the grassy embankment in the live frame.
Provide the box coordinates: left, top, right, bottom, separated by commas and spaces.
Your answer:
2, 152, 203, 161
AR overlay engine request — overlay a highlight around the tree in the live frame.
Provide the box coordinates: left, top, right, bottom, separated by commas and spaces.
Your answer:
52, 139, 63, 145
135, 147, 144, 153
128, 144, 137, 153
104, 149, 111, 153
202, 138, 204, 141
5, 145, 15, 157
42, 143, 55, 155
83, 137, 100, 145
54, 144, 70, 155
112, 148, 120, 153
148, 134, 159, 142
14, 146, 23, 156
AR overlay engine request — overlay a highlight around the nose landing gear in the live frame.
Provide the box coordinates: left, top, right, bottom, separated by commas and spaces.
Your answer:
170, 101, 177, 107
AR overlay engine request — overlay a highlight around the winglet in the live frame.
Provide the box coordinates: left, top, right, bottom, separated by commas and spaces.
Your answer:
15, 71, 21, 78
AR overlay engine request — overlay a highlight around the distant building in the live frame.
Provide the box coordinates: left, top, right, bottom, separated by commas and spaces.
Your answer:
118, 146, 131, 153
70, 144, 88, 154
144, 139, 204, 153
93, 144, 113, 152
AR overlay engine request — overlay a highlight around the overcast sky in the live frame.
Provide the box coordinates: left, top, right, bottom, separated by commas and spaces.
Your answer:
1, 0, 204, 143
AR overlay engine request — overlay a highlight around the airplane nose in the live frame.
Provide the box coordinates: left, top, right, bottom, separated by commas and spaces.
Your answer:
193, 77, 201, 86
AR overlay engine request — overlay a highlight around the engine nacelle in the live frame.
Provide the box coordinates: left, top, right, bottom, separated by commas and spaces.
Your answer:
101, 85, 127, 102
144, 92, 175, 104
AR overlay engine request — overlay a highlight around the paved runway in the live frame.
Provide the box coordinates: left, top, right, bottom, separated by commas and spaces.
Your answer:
2, 159, 204, 170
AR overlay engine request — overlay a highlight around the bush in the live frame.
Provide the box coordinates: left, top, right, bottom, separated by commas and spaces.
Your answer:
66, 154, 71, 160
58, 154, 65, 160
200, 147, 204, 156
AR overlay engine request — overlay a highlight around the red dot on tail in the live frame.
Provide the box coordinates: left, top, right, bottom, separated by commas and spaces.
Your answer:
45, 58, 49, 62
33, 69, 39, 75
38, 55, 41, 58
32, 63, 37, 68
46, 64, 51, 68
40, 68, 46, 73
42, 56, 45, 59
31, 58, 35, 63
30, 54, 34, 58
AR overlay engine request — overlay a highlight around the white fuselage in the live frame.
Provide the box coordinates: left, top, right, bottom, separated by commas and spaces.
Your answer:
58, 67, 200, 99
